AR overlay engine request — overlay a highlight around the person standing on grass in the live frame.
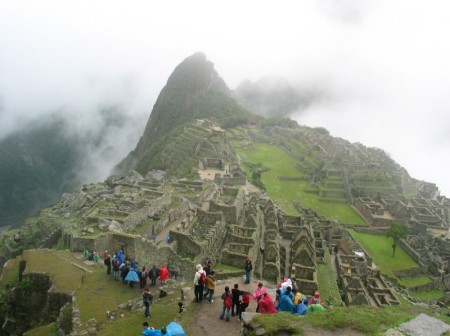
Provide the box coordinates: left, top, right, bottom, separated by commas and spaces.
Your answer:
104, 254, 111, 274
159, 265, 169, 285
142, 288, 154, 318
149, 265, 159, 286
244, 258, 253, 284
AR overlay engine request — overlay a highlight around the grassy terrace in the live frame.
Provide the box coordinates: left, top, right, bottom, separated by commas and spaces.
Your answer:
316, 249, 342, 306
349, 230, 432, 288
231, 140, 364, 224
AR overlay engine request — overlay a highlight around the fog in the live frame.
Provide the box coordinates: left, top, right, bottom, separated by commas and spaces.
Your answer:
1, 0, 449, 196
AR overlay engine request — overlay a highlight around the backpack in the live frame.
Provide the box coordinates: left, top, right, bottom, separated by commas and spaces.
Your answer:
198, 271, 207, 285
224, 293, 232, 308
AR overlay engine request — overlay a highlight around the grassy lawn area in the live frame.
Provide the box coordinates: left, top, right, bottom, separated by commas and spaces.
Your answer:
23, 249, 89, 293
97, 290, 181, 336
410, 289, 443, 302
316, 249, 342, 306
23, 323, 57, 336
348, 230, 430, 288
232, 141, 365, 224
0, 255, 21, 289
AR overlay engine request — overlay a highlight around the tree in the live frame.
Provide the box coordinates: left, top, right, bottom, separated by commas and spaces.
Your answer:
386, 222, 409, 257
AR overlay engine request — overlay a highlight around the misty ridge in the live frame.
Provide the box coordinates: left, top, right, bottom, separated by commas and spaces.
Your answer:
0, 104, 147, 227
0, 69, 316, 228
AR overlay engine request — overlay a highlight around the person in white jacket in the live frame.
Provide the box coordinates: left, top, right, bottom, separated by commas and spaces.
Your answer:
193, 264, 206, 302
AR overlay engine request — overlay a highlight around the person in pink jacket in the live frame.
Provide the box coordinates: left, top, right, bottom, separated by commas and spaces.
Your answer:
159, 265, 169, 285
252, 282, 267, 312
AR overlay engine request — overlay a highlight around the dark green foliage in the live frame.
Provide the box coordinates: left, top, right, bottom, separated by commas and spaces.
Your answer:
386, 222, 409, 257
0, 117, 82, 227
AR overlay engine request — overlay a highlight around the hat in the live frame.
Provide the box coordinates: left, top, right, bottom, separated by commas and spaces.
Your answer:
314, 292, 320, 298
196, 264, 203, 270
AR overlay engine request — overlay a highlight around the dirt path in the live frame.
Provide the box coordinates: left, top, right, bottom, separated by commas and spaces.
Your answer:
186, 277, 260, 336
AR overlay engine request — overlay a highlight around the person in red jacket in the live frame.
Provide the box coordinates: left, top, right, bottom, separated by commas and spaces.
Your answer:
238, 291, 250, 320
258, 293, 278, 314
159, 265, 169, 285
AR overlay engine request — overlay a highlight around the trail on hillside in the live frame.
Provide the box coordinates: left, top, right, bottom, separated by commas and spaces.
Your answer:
185, 277, 258, 336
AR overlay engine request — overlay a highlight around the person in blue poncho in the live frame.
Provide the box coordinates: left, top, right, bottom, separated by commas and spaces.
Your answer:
126, 267, 139, 288
141, 322, 163, 336
277, 287, 296, 314
295, 298, 308, 316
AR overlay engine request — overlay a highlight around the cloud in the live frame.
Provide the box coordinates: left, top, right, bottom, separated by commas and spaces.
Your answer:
0, 0, 449, 195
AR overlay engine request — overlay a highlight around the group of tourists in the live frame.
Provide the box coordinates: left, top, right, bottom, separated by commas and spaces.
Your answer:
84, 247, 170, 289
259, 278, 326, 316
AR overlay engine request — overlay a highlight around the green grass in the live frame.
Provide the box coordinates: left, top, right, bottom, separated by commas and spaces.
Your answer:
0, 256, 21, 289
97, 290, 182, 336
399, 275, 433, 288
304, 304, 413, 335
23, 322, 57, 336
23, 249, 89, 293
76, 265, 143, 323
232, 141, 365, 224
411, 289, 443, 302
316, 249, 342, 306
349, 230, 425, 287
214, 263, 242, 272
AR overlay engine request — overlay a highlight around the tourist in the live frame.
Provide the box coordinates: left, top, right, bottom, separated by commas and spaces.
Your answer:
231, 283, 242, 317
295, 298, 308, 316
258, 293, 278, 314
206, 270, 216, 303
140, 266, 148, 289
83, 247, 89, 259
307, 298, 325, 313
141, 321, 163, 336
120, 261, 129, 284
220, 286, 232, 321
203, 260, 213, 275
112, 257, 120, 280
159, 265, 169, 285
193, 264, 206, 302
308, 291, 323, 305
117, 248, 124, 265
293, 290, 306, 306
291, 277, 299, 293
244, 258, 253, 284
104, 254, 111, 274
149, 265, 159, 286
239, 291, 250, 320
277, 287, 296, 313
142, 288, 154, 318
252, 282, 267, 312
125, 266, 139, 288
92, 251, 99, 262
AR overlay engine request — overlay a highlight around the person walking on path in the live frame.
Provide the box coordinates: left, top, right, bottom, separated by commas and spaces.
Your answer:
149, 265, 159, 286
142, 288, 154, 318
244, 258, 253, 284
193, 264, 206, 302
159, 265, 169, 285
231, 283, 242, 317
220, 286, 233, 322
206, 270, 216, 303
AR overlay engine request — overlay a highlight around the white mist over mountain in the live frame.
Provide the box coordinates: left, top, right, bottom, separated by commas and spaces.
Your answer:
0, 0, 449, 196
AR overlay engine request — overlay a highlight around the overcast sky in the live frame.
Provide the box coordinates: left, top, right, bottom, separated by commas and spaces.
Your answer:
1, 0, 449, 196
